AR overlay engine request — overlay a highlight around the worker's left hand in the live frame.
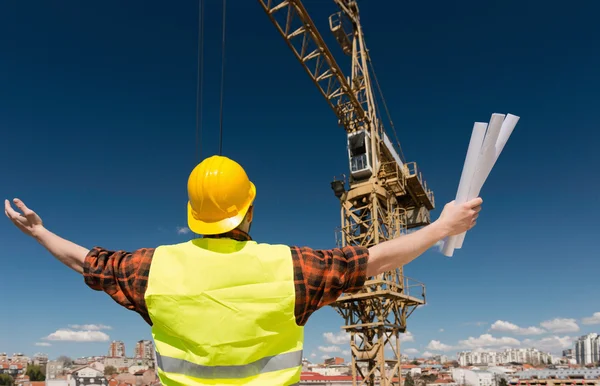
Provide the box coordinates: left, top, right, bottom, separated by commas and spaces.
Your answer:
4, 198, 45, 238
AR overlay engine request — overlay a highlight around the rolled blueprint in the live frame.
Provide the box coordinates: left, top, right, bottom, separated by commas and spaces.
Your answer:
442, 113, 520, 257
453, 113, 520, 249
494, 114, 520, 164
440, 122, 487, 257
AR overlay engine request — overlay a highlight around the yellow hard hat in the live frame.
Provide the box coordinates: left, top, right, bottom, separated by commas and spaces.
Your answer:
187, 155, 256, 235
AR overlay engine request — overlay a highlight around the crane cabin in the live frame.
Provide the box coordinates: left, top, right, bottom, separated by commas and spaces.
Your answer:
347, 129, 373, 180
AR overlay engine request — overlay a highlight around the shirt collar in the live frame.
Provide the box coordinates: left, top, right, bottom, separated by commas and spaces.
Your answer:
203, 228, 252, 242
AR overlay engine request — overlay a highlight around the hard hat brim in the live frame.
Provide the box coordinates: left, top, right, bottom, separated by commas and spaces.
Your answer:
187, 182, 256, 235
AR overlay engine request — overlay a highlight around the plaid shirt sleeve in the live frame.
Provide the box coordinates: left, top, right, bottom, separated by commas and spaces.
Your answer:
83, 247, 155, 326
290, 245, 370, 326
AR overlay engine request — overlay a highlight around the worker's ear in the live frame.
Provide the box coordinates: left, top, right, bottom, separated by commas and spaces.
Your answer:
247, 205, 253, 223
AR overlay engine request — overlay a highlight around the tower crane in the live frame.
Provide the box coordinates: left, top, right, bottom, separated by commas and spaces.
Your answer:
258, 1, 436, 385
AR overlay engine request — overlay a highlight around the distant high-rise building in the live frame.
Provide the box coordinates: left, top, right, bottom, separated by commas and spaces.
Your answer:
108, 340, 126, 357
563, 349, 574, 359
135, 340, 154, 360
46, 360, 66, 380
457, 348, 553, 366
575, 333, 600, 365
431, 354, 448, 363
32, 353, 48, 366
323, 357, 345, 366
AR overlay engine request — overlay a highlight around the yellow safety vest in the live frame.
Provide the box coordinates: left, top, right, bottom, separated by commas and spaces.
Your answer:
145, 237, 304, 386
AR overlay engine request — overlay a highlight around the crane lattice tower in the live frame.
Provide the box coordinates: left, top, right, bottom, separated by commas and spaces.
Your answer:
259, 1, 435, 384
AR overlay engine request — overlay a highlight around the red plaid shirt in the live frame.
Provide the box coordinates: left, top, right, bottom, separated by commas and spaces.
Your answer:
83, 229, 369, 326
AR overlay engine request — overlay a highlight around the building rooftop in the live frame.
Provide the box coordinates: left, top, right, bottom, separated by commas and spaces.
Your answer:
515, 369, 600, 379
300, 371, 403, 383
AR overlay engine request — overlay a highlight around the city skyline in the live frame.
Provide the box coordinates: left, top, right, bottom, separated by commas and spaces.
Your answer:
3, 345, 600, 386
4, 315, 600, 362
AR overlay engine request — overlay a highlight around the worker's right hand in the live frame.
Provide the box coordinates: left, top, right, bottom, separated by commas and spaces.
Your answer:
4, 198, 45, 238
436, 197, 483, 237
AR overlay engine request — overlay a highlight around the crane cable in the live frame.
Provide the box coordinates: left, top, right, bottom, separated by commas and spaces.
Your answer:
195, 0, 205, 163
191, 0, 226, 239
193, 0, 205, 240
195, 0, 227, 159
218, 0, 227, 155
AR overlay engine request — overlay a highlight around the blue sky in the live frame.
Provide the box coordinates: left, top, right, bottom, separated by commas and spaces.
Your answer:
1, 0, 599, 362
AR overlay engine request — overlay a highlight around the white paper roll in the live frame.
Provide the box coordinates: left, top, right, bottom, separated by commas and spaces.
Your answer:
452, 113, 504, 249
441, 122, 487, 257
454, 113, 519, 249
494, 114, 520, 164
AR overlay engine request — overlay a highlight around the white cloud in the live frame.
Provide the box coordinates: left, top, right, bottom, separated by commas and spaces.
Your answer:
520, 327, 546, 335
342, 350, 350, 356
405, 348, 419, 355
176, 226, 191, 235
389, 331, 415, 344
540, 318, 580, 333
459, 334, 521, 349
44, 329, 110, 342
310, 353, 317, 358
400, 331, 415, 342
582, 312, 600, 325
426, 335, 521, 353
35, 342, 51, 347
323, 331, 350, 345
522, 336, 574, 354
439, 329, 445, 333
68, 324, 111, 331
318, 345, 342, 353
427, 340, 454, 352
422, 351, 434, 358
490, 320, 545, 335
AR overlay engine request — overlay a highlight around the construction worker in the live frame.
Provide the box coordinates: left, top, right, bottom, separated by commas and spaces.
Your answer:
4, 155, 482, 386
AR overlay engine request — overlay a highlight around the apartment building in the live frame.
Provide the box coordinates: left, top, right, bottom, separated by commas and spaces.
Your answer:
135, 340, 154, 360
451, 368, 495, 386
458, 349, 553, 366
575, 333, 600, 365
108, 341, 126, 358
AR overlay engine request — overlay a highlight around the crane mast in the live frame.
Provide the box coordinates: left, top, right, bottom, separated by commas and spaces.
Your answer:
258, 1, 435, 385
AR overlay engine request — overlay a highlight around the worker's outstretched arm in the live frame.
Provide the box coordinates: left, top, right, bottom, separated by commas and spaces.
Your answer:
4, 198, 89, 274
366, 197, 483, 277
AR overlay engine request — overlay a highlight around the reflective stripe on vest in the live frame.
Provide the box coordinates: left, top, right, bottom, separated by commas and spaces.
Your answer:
155, 349, 303, 379
145, 238, 304, 385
